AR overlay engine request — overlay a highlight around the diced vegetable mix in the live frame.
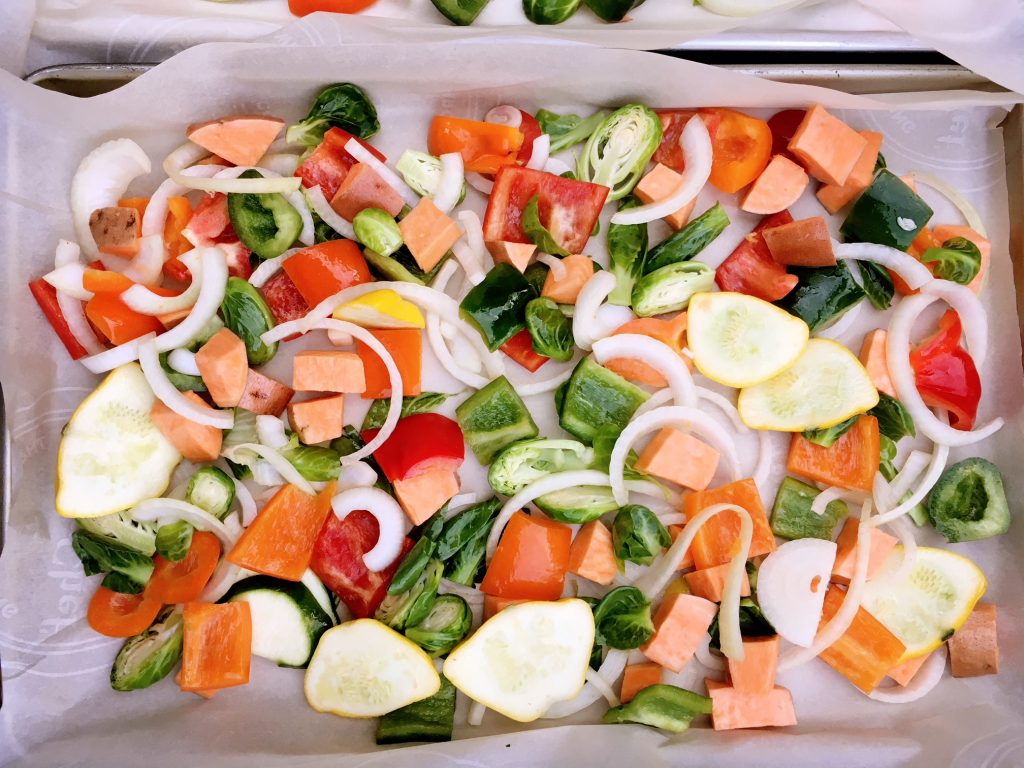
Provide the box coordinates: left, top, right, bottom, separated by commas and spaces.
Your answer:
35, 80, 1009, 744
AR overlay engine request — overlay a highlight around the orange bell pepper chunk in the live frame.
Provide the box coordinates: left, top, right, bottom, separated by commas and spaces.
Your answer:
227, 481, 336, 581
85, 292, 166, 345
146, 532, 222, 604
82, 268, 136, 295
282, 239, 372, 308
428, 115, 524, 175
786, 415, 881, 494
120, 196, 194, 261
684, 478, 776, 570
480, 511, 572, 601
87, 586, 163, 638
706, 108, 773, 194
355, 328, 422, 399
179, 602, 252, 693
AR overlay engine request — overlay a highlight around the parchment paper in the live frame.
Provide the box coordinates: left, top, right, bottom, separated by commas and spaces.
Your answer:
1, 38, 1023, 768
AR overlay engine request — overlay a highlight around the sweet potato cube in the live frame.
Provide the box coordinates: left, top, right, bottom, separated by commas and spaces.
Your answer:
667, 524, 695, 572
949, 604, 999, 678
150, 392, 223, 462
706, 678, 797, 730
816, 183, 861, 215
788, 105, 868, 186
817, 586, 906, 692
399, 197, 462, 273
186, 114, 284, 167
845, 131, 884, 190
487, 241, 536, 273
633, 163, 696, 230
635, 428, 720, 491
859, 329, 896, 398
620, 663, 663, 704
685, 563, 751, 603
640, 593, 717, 673
237, 369, 294, 416
567, 520, 617, 586
831, 518, 898, 586
728, 636, 780, 694
740, 156, 809, 215
684, 479, 776, 569
194, 328, 249, 408
330, 163, 404, 221
888, 651, 932, 687
762, 216, 836, 267
292, 350, 366, 393
393, 468, 459, 526
89, 206, 139, 258
287, 394, 345, 445
541, 253, 596, 305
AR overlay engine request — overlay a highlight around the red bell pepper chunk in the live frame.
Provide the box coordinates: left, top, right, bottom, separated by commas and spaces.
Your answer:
174, 194, 252, 280
362, 412, 465, 484
480, 511, 572, 601
653, 109, 721, 173
295, 127, 387, 201
260, 270, 310, 326
516, 110, 542, 165
910, 310, 981, 430
767, 109, 807, 164
715, 210, 799, 302
29, 278, 91, 360
483, 166, 608, 256
310, 510, 413, 618
500, 328, 549, 373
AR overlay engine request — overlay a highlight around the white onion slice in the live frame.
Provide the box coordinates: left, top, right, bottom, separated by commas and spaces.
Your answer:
467, 700, 487, 727
304, 185, 357, 240
451, 241, 486, 286
543, 649, 628, 719
249, 247, 302, 289
757, 538, 838, 647
815, 301, 864, 342
122, 234, 167, 286
868, 646, 947, 703
537, 253, 566, 280
656, 512, 687, 527
694, 634, 727, 672
544, 157, 573, 177
752, 428, 775, 497
54, 238, 83, 269
886, 515, 919, 584
465, 173, 494, 195
811, 486, 864, 516
592, 335, 697, 408
871, 440, 949, 526
199, 562, 251, 603
779, 500, 872, 671
131, 498, 237, 549
611, 118, 711, 225
142, 165, 222, 239
222, 442, 315, 495
163, 142, 210, 176
432, 153, 464, 214
43, 263, 92, 301
57, 288, 105, 355
484, 105, 523, 129
608, 405, 741, 507
458, 210, 489, 265
439, 578, 486, 602
595, 304, 635, 336
256, 415, 289, 450
426, 312, 490, 389
338, 460, 378, 489
486, 470, 612, 560
697, 0, 793, 16
167, 348, 200, 376
260, 152, 302, 177
836, 242, 934, 291
920, 279, 988, 366
138, 337, 233, 429
890, 450, 932, 500
634, 388, 673, 418
344, 138, 419, 209
585, 667, 620, 707
230, 474, 258, 527
525, 134, 551, 171
164, 149, 301, 194
72, 138, 151, 260
123, 250, 203, 315
886, 293, 1003, 447
908, 171, 987, 237
251, 460, 285, 488
695, 387, 748, 433
331, 487, 409, 571
573, 270, 618, 351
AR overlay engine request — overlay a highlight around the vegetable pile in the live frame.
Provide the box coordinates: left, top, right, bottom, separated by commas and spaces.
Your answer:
34, 81, 1010, 743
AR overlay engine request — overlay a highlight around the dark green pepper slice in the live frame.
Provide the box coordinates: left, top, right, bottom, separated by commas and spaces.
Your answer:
459, 263, 537, 351
227, 170, 303, 260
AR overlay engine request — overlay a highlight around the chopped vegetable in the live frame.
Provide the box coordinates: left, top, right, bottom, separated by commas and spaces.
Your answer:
376, 676, 456, 744
787, 105, 866, 186
714, 211, 797, 302
840, 169, 933, 250
76, 513, 156, 557
909, 310, 981, 430
593, 586, 655, 649
404, 595, 473, 657
948, 604, 999, 678
72, 530, 155, 595
363, 412, 464, 483
706, 108, 772, 194
283, 239, 372, 307
525, 297, 573, 361
147, 532, 221, 603
643, 203, 729, 275
155, 521, 193, 563
396, 149, 467, 203
584, 0, 646, 22
355, 328, 422, 399
227, 170, 302, 260
376, 559, 443, 631
459, 263, 536, 351
437, 498, 501, 561
567, 520, 617, 586
802, 416, 857, 448
428, 115, 523, 174
778, 262, 865, 332
603, 684, 712, 733
536, 108, 608, 153
607, 196, 649, 305
785, 415, 881, 493
186, 467, 236, 521
87, 586, 163, 639
770, 477, 846, 540
179, 601, 252, 693
577, 103, 662, 201
522, 0, 584, 24
685, 479, 776, 569
110, 606, 184, 692
559, 357, 649, 443
705, 679, 797, 731
287, 83, 380, 147
612, 505, 671, 567
480, 511, 571, 600
926, 458, 1010, 542
641, 593, 717, 673
221, 277, 278, 365
456, 375, 539, 464
632, 261, 716, 318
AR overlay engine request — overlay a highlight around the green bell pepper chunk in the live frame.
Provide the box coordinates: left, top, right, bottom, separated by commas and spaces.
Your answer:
459, 263, 537, 351
603, 684, 712, 732
559, 357, 649, 443
770, 476, 847, 540
455, 375, 539, 464
227, 170, 303, 260
926, 458, 1010, 542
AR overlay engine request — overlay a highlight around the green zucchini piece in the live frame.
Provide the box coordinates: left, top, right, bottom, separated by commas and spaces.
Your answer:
223, 576, 334, 668
643, 203, 729, 275
459, 263, 537, 351
559, 357, 649, 443
770, 476, 847, 540
926, 458, 1010, 542
110, 606, 183, 692
602, 684, 712, 732
840, 169, 933, 250
778, 262, 865, 332
456, 375, 539, 464
375, 676, 456, 744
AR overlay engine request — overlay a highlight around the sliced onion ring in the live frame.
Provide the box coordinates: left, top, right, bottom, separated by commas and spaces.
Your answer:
542, 649, 628, 719
537, 253, 566, 281
525, 134, 551, 171
130, 498, 237, 549
167, 348, 200, 376
592, 334, 697, 408
465, 173, 494, 195
484, 105, 523, 129
836, 242, 934, 291
331, 486, 409, 571
432, 152, 464, 214
72, 138, 151, 260
573, 270, 618, 351
122, 250, 203, 315
908, 171, 987, 237
868, 646, 947, 703
138, 336, 234, 429
222, 442, 314, 495
304, 185, 357, 241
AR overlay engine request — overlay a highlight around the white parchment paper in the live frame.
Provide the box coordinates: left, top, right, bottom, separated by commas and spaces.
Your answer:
1, 39, 1023, 768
